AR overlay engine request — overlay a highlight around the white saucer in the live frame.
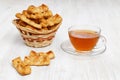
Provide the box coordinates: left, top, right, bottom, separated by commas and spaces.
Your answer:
61, 37, 106, 56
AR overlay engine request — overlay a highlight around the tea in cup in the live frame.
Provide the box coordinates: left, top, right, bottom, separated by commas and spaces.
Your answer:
68, 25, 105, 53
61, 25, 106, 55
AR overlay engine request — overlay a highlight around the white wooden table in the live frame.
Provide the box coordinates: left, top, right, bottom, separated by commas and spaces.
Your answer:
0, 0, 120, 80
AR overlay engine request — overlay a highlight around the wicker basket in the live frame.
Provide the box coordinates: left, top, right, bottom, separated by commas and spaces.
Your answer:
13, 20, 61, 48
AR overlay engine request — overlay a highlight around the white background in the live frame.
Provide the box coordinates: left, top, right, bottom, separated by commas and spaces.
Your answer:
0, 0, 120, 80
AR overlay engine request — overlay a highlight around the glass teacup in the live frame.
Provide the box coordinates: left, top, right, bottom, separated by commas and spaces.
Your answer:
61, 25, 106, 56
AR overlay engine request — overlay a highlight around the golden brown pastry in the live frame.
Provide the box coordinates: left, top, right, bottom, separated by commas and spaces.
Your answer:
24, 50, 50, 66
12, 57, 31, 76
12, 50, 55, 76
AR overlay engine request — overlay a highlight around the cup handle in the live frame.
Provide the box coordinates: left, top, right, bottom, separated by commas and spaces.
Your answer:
94, 35, 106, 49
101, 35, 107, 43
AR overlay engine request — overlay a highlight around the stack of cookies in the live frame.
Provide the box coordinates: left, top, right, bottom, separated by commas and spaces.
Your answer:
13, 4, 62, 47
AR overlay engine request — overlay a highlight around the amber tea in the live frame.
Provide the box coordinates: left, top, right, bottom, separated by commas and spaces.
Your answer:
69, 30, 99, 51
